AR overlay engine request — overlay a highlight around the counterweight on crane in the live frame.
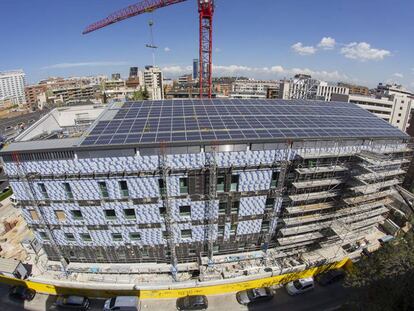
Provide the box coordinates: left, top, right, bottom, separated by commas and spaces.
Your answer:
83, 0, 215, 98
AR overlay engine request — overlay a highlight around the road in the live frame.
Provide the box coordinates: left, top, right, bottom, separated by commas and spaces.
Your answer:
0, 281, 351, 311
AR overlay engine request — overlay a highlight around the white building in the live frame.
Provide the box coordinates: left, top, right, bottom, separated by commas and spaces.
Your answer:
332, 91, 412, 132
0, 70, 26, 106
143, 66, 164, 100
230, 80, 279, 99
287, 75, 349, 101
315, 81, 349, 102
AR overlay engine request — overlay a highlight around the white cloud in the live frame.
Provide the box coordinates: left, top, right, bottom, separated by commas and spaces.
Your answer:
162, 64, 350, 82
42, 61, 128, 69
164, 47, 171, 52
291, 42, 317, 55
162, 65, 192, 74
340, 42, 391, 61
318, 37, 336, 50
393, 73, 404, 78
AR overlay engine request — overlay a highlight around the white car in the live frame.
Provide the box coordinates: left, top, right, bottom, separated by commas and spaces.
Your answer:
285, 277, 314, 295
9, 194, 18, 207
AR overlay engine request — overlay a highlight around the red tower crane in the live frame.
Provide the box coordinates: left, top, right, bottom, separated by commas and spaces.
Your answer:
83, 0, 215, 98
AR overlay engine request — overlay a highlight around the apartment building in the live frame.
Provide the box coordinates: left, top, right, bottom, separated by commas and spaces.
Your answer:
143, 66, 164, 100
230, 80, 280, 99
0, 70, 26, 106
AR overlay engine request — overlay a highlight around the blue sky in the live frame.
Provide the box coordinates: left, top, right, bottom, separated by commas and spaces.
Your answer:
1, 0, 413, 89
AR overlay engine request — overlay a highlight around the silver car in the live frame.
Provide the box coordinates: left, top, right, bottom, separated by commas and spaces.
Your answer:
236, 287, 274, 305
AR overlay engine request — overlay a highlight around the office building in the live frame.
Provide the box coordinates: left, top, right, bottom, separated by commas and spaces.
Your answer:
193, 59, 199, 80
129, 67, 139, 78
25, 85, 48, 111
0, 70, 26, 106
0, 99, 410, 279
111, 73, 121, 80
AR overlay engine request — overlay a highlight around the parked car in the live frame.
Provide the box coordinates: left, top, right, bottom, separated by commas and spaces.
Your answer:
176, 295, 208, 310
236, 287, 273, 305
103, 296, 140, 311
8, 285, 36, 301
56, 295, 90, 310
315, 269, 346, 286
285, 277, 315, 295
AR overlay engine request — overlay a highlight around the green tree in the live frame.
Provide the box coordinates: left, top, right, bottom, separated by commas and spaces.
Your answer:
343, 230, 414, 311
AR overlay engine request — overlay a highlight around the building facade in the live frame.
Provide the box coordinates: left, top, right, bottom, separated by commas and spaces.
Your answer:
230, 80, 280, 99
143, 66, 164, 100
25, 85, 48, 111
338, 82, 370, 96
0, 100, 410, 274
0, 70, 26, 106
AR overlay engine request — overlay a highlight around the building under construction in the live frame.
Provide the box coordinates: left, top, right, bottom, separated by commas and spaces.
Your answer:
0, 99, 411, 278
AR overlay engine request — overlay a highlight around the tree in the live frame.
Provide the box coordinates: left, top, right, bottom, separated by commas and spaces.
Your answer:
343, 230, 414, 311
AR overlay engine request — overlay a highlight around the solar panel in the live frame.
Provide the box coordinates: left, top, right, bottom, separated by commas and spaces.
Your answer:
80, 99, 407, 147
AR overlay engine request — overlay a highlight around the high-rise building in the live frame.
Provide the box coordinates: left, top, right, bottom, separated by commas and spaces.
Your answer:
193, 59, 199, 80
143, 66, 164, 100
1, 99, 410, 277
111, 73, 121, 80
0, 70, 26, 106
129, 67, 139, 78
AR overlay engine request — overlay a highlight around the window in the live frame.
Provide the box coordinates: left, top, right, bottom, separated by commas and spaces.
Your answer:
38, 183, 49, 199
104, 209, 116, 220
218, 225, 225, 237
119, 181, 129, 197
124, 208, 136, 220
230, 224, 237, 235
111, 233, 123, 241
271, 172, 280, 188
181, 229, 192, 239
98, 181, 109, 199
218, 203, 227, 215
55, 210, 66, 221
29, 210, 39, 221
230, 175, 239, 192
159, 207, 166, 216
179, 177, 188, 194
71, 210, 83, 220
39, 231, 49, 240
65, 233, 75, 241
129, 232, 141, 241
81, 233, 92, 242
189, 249, 197, 256
262, 221, 270, 232
179, 205, 191, 217
163, 231, 169, 239
217, 175, 225, 193
265, 198, 274, 211
158, 179, 166, 195
63, 182, 73, 199
231, 201, 240, 214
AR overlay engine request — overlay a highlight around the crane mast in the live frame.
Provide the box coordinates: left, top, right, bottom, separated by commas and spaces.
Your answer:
198, 0, 214, 98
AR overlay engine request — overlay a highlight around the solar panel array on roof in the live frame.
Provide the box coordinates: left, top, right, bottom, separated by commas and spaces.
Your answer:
80, 99, 406, 146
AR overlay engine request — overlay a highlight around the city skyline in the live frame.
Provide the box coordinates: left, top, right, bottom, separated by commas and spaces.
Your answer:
0, 0, 413, 88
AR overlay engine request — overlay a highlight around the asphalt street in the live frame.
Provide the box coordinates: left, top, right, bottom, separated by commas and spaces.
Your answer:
0, 281, 351, 311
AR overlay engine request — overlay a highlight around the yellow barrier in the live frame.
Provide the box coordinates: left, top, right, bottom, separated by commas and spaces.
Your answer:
0, 258, 350, 299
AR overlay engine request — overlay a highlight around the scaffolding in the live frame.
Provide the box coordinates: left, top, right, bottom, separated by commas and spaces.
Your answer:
159, 143, 178, 281
206, 143, 217, 265
11, 152, 69, 276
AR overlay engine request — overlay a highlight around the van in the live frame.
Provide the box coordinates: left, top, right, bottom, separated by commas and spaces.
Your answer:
103, 296, 140, 311
10, 195, 18, 207
285, 277, 314, 295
